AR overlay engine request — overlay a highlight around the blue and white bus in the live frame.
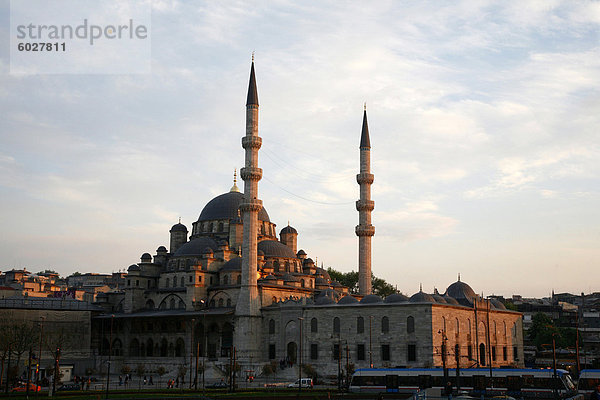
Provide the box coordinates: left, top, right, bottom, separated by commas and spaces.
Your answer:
349, 368, 578, 399
577, 370, 600, 396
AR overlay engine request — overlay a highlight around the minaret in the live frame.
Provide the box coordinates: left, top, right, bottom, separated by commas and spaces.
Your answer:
234, 57, 263, 361
356, 105, 375, 295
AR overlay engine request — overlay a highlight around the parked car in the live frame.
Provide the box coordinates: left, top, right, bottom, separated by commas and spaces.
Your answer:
57, 383, 81, 391
288, 378, 313, 389
11, 383, 41, 392
206, 380, 228, 389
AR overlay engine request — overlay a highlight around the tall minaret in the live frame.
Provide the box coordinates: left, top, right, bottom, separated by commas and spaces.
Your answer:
234, 57, 263, 361
356, 105, 375, 295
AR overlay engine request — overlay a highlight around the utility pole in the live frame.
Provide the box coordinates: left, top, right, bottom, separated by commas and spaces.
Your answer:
35, 316, 44, 400
189, 318, 194, 388
105, 315, 114, 399
298, 317, 303, 394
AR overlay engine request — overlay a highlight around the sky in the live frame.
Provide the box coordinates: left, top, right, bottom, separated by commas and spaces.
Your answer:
0, 1, 599, 298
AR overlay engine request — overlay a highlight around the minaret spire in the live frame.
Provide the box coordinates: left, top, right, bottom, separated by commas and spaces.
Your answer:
235, 57, 264, 364
356, 105, 375, 295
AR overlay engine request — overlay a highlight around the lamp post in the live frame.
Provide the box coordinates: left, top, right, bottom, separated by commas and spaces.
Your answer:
35, 316, 44, 400
105, 315, 114, 399
199, 299, 206, 396
298, 317, 303, 393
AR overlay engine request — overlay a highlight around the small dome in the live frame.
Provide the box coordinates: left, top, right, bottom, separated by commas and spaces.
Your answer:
280, 225, 298, 235
170, 222, 188, 233
297, 249, 307, 256
338, 295, 359, 304
303, 257, 314, 265
331, 280, 342, 287
432, 293, 448, 304
360, 294, 383, 304
174, 237, 218, 257
443, 295, 460, 305
283, 273, 299, 282
315, 296, 335, 305
156, 246, 167, 253
140, 253, 152, 262
257, 240, 297, 259
490, 298, 507, 310
221, 257, 242, 272
264, 274, 277, 281
127, 264, 140, 272
445, 280, 477, 306
384, 293, 409, 303
409, 290, 435, 303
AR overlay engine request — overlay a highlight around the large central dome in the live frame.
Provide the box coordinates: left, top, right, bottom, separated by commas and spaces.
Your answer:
198, 191, 270, 222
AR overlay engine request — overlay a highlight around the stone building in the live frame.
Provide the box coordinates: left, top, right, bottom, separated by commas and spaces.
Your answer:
92, 60, 524, 379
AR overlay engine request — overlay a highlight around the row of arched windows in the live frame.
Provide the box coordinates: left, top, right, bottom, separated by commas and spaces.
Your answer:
308, 316, 416, 335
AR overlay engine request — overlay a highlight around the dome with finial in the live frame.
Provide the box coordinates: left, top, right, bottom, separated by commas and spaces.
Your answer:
280, 223, 297, 235
198, 191, 269, 222
409, 285, 435, 303
445, 275, 477, 306
170, 218, 188, 233
230, 169, 240, 193
384, 293, 409, 303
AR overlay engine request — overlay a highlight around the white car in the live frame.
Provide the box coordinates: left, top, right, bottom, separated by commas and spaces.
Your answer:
287, 378, 313, 388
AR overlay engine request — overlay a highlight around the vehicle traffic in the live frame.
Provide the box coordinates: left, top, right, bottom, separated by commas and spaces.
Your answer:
577, 369, 600, 396
287, 378, 313, 389
350, 367, 577, 399
11, 383, 41, 392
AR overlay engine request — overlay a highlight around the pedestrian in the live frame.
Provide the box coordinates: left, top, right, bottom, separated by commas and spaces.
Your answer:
590, 384, 600, 400
119, 375, 122, 386
149, 376, 153, 385
143, 375, 147, 385
86, 378, 91, 391
175, 376, 179, 388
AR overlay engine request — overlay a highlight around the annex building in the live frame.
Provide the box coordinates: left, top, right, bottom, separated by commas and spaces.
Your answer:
92, 61, 524, 380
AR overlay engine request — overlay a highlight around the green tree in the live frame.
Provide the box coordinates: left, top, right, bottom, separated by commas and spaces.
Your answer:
326, 267, 399, 296
135, 364, 146, 389
528, 313, 580, 350
156, 366, 167, 388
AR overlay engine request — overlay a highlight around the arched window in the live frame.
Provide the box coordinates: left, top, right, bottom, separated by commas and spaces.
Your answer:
209, 299, 215, 307
300, 279, 305, 288
180, 277, 184, 287
129, 339, 139, 356
112, 339, 123, 356
237, 275, 241, 284
382, 316, 389, 333
479, 343, 486, 366
226, 299, 231, 307
285, 262, 290, 273
273, 261, 280, 272
494, 321, 497, 341
218, 298, 224, 307
357, 316, 364, 334
456, 318, 460, 335
311, 318, 318, 333
146, 339, 154, 357
166, 278, 170, 288
178, 300, 185, 309
160, 338, 168, 357
145, 299, 155, 310
223, 275, 229, 285
333, 317, 340, 334
173, 277, 177, 288
209, 223, 213, 232
269, 319, 275, 334
175, 338, 185, 357
407, 316, 415, 333
218, 222, 224, 232
169, 298, 175, 309
503, 321, 507, 339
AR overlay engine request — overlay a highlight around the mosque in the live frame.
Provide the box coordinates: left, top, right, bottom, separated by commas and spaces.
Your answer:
93, 61, 524, 379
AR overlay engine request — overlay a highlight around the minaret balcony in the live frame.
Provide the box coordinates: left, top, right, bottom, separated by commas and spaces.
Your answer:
356, 173, 374, 184
240, 198, 263, 213
356, 200, 375, 212
240, 167, 263, 181
355, 225, 375, 237
242, 136, 262, 149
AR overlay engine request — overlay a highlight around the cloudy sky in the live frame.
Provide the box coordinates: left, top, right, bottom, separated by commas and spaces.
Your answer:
1, 1, 599, 298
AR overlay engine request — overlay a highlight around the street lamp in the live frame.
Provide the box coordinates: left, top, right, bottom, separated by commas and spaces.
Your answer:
105, 314, 114, 399
199, 299, 206, 395
298, 317, 303, 394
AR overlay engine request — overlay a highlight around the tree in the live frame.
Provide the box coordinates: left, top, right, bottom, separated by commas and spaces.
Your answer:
528, 313, 580, 350
156, 366, 167, 388
177, 365, 187, 388
326, 267, 400, 296
135, 364, 146, 389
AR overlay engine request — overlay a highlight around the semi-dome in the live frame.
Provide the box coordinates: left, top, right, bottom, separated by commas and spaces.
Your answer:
432, 293, 448, 304
360, 294, 383, 304
173, 237, 218, 257
198, 191, 270, 222
445, 279, 477, 306
338, 295, 359, 304
315, 277, 328, 286
315, 267, 331, 280
263, 274, 277, 281
283, 273, 299, 282
257, 240, 296, 258
280, 225, 297, 235
315, 296, 335, 305
221, 257, 242, 271
409, 290, 435, 303
384, 293, 409, 303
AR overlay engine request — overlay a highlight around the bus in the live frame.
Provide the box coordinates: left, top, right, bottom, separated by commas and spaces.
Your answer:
349, 368, 578, 399
577, 370, 600, 396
